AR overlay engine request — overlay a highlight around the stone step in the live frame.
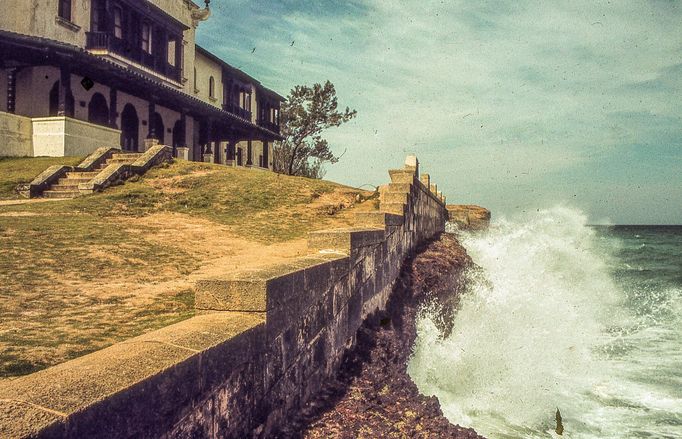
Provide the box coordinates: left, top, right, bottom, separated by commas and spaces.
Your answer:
66, 171, 99, 179
380, 202, 406, 216
111, 153, 143, 159
43, 190, 80, 199
381, 191, 409, 204
105, 158, 137, 164
58, 177, 91, 184
50, 184, 80, 191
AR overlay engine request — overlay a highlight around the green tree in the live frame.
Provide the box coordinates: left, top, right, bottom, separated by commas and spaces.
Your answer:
274, 81, 356, 178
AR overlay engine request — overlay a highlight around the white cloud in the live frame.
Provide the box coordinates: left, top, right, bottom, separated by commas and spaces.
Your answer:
200, 0, 682, 223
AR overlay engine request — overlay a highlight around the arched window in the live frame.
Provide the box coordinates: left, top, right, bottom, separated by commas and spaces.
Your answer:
209, 76, 215, 99
121, 104, 139, 151
87, 92, 109, 126
151, 112, 165, 144
48, 80, 74, 117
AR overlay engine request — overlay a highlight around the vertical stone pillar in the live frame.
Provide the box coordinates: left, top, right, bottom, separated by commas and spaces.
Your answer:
144, 99, 158, 151
176, 111, 187, 157
246, 140, 253, 166
225, 138, 236, 166
147, 99, 156, 140
176, 146, 190, 160
109, 88, 118, 129
404, 154, 419, 177
58, 66, 74, 117
430, 183, 437, 196
262, 140, 270, 169
7, 68, 17, 114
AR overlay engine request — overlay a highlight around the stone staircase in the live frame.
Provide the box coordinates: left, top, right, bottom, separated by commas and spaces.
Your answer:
42, 152, 144, 199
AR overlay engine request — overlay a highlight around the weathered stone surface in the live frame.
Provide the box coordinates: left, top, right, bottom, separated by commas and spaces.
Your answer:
0, 313, 264, 438
0, 156, 474, 439
447, 204, 492, 230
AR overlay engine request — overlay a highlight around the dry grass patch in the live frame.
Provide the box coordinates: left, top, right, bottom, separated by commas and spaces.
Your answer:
0, 156, 83, 199
0, 159, 378, 378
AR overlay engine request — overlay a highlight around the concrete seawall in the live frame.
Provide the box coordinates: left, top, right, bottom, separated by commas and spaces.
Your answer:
0, 156, 448, 438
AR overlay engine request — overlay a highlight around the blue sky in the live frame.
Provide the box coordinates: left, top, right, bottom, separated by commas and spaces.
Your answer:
198, 0, 681, 224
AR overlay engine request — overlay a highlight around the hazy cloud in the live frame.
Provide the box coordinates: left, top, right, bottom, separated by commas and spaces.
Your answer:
200, 0, 681, 224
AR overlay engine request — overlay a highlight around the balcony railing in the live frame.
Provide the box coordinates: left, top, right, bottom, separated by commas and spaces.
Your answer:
222, 103, 252, 121
258, 120, 280, 134
85, 32, 181, 82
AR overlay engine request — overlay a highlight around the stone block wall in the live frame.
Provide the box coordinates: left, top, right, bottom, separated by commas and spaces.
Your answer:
0, 156, 448, 439
0, 111, 33, 156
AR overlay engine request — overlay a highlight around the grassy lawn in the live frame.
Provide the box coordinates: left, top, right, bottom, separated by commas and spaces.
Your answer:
0, 158, 376, 378
0, 156, 83, 199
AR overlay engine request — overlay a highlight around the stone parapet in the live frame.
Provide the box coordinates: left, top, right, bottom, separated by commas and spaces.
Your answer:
0, 155, 450, 438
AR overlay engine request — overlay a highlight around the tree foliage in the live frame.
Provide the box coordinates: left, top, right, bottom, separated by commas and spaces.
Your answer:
273, 81, 356, 178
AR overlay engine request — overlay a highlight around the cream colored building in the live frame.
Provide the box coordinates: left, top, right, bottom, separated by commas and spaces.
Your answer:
0, 0, 283, 169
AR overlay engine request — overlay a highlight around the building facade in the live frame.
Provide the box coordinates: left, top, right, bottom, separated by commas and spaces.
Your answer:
0, 0, 283, 170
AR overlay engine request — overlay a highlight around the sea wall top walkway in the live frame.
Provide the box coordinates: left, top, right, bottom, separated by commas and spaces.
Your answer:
0, 155, 448, 439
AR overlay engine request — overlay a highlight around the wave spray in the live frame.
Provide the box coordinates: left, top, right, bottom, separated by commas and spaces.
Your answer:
408, 207, 682, 438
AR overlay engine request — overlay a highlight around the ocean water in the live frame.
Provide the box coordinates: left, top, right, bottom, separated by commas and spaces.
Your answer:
408, 207, 682, 438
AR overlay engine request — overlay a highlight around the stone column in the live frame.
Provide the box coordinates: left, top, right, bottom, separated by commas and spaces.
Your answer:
176, 146, 190, 160
6, 68, 17, 114
144, 98, 158, 150
58, 66, 74, 117
404, 154, 419, 177
109, 88, 118, 129
175, 110, 187, 157
246, 140, 253, 167
225, 138, 236, 167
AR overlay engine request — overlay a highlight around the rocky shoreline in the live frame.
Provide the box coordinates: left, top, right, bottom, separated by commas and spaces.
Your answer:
277, 233, 484, 438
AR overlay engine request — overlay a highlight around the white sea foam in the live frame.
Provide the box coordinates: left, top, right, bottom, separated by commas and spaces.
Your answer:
408, 207, 682, 438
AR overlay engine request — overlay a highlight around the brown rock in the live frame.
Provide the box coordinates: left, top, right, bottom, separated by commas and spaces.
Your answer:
446, 205, 491, 230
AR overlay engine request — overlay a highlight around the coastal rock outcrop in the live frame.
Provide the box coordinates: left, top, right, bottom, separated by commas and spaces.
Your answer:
446, 205, 491, 230
283, 234, 484, 438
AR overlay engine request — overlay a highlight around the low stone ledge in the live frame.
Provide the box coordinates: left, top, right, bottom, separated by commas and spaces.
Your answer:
380, 201, 407, 216
78, 146, 172, 194
3, 155, 453, 438
131, 145, 172, 171
386, 182, 413, 194
388, 168, 416, 184
382, 191, 409, 204
195, 254, 349, 313
354, 211, 404, 227
307, 228, 386, 253
76, 147, 119, 171
79, 163, 132, 193
0, 312, 264, 439
28, 165, 72, 197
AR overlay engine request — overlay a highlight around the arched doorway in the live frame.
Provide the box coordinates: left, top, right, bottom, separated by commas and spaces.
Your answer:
87, 92, 109, 126
120, 103, 139, 151
172, 120, 184, 156
151, 112, 165, 145
48, 81, 74, 117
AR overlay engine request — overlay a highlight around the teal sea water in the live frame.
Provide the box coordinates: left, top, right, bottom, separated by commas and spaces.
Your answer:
408, 207, 682, 438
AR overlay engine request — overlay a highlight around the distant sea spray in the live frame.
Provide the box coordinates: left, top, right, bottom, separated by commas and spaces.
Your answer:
409, 207, 682, 438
